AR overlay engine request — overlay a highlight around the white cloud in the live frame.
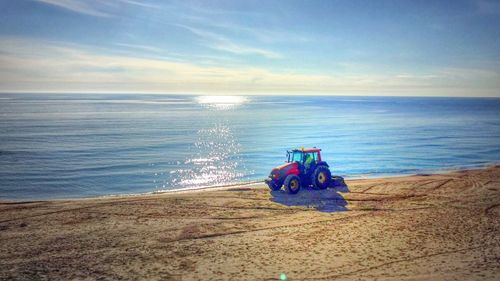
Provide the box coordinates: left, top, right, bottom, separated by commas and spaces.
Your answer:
114, 43, 164, 54
208, 41, 283, 59
437, 67, 499, 79
0, 38, 498, 96
177, 24, 283, 59
34, 0, 157, 17
34, 0, 112, 17
119, 0, 158, 9
181, 16, 312, 44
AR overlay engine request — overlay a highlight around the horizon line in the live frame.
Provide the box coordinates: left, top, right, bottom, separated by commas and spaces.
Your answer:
1, 91, 499, 98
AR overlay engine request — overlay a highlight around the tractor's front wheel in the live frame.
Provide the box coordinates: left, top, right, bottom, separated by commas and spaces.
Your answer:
311, 166, 331, 189
267, 180, 281, 191
284, 175, 301, 194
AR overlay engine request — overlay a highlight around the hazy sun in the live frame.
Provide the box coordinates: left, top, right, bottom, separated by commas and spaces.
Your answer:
196, 95, 249, 109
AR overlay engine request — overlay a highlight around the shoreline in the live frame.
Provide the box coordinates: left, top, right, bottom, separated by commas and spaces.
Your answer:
2, 163, 498, 203
1, 166, 499, 280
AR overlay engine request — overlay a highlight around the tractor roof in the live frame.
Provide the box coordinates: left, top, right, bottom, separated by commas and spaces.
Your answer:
291, 147, 321, 153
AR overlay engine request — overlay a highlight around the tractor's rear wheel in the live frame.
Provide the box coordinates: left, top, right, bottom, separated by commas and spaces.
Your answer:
284, 175, 301, 194
311, 166, 331, 189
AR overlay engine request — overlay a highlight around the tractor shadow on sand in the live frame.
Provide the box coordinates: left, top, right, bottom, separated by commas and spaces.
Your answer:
270, 176, 350, 213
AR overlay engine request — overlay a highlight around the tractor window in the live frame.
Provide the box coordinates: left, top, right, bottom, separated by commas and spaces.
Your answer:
303, 152, 318, 163
290, 151, 303, 162
308, 152, 318, 161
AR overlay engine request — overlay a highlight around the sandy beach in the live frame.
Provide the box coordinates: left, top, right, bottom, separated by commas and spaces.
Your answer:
1, 166, 499, 280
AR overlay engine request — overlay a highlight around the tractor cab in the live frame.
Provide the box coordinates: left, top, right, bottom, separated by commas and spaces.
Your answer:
287, 148, 322, 164
287, 148, 322, 174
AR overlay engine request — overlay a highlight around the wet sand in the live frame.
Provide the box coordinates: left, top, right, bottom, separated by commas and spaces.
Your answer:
1, 166, 499, 280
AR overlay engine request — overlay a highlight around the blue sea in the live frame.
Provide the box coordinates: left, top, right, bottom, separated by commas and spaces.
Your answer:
1, 94, 499, 200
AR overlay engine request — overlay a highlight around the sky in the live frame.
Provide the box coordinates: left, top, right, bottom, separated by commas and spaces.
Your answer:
0, 0, 499, 96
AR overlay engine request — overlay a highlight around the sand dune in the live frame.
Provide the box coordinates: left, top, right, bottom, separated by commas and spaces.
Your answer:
1, 167, 499, 280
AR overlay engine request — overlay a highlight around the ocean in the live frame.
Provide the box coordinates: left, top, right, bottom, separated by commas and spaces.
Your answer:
1, 93, 499, 200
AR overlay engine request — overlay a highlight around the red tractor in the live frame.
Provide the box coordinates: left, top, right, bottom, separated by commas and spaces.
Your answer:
265, 148, 332, 194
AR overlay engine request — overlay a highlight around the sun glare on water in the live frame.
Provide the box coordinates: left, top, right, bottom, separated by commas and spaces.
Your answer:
164, 124, 245, 190
153, 96, 250, 191
196, 95, 249, 109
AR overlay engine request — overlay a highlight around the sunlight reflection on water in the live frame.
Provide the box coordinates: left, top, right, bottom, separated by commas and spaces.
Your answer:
196, 95, 249, 110
153, 96, 250, 191
167, 124, 244, 189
